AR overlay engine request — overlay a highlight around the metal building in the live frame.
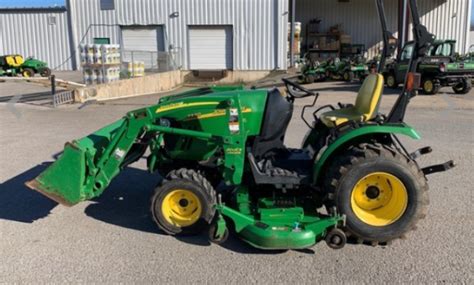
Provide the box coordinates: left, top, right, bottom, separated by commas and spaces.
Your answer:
295, 0, 472, 58
0, 0, 471, 71
0, 7, 74, 70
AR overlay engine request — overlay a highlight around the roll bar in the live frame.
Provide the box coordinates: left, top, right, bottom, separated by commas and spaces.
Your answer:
375, 0, 435, 123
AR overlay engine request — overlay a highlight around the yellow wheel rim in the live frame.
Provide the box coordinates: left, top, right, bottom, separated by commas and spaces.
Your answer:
161, 189, 202, 227
23, 71, 30, 78
351, 172, 408, 227
343, 72, 349, 80
387, 76, 395, 86
424, 80, 433, 93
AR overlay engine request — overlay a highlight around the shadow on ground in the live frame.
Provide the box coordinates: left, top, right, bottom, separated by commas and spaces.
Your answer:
83, 166, 289, 254
0, 163, 58, 223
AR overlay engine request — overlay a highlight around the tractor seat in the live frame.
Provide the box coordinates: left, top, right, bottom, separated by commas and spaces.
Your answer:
320, 74, 384, 127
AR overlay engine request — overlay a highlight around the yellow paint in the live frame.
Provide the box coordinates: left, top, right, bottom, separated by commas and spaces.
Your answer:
351, 172, 408, 227
161, 189, 202, 227
225, 148, 242, 155
185, 107, 252, 121
320, 74, 384, 127
156, 102, 220, 113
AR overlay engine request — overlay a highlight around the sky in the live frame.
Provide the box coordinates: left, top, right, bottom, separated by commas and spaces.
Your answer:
0, 0, 65, 7
0, 0, 474, 26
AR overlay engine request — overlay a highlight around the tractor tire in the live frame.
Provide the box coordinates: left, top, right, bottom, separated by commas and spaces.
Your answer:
40, 68, 52, 77
385, 73, 398, 89
305, 75, 316, 84
343, 71, 354, 82
22, 68, 35, 78
421, 77, 440, 95
452, 78, 472, 95
151, 168, 216, 235
324, 143, 429, 245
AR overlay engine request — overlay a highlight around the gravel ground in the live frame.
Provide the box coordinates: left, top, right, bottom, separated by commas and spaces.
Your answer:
0, 81, 472, 283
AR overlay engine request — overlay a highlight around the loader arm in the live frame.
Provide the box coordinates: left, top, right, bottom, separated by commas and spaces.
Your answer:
26, 103, 246, 206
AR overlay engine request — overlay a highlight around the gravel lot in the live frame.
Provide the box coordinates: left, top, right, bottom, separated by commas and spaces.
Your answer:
0, 81, 472, 283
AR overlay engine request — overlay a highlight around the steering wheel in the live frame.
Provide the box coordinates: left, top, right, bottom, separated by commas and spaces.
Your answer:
282, 78, 317, 99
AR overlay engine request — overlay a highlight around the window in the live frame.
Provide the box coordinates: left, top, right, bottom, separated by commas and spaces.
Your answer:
400, 44, 414, 61
433, 43, 452, 57
94, 38, 111, 44
100, 0, 115, 10
48, 16, 57, 25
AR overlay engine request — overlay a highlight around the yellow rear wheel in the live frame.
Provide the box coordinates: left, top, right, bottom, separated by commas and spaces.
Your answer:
325, 143, 429, 244
351, 172, 408, 227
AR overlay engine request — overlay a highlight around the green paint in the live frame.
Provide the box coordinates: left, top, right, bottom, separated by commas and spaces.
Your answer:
313, 124, 420, 182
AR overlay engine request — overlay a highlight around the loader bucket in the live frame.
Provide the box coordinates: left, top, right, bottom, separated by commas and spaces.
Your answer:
26, 119, 126, 206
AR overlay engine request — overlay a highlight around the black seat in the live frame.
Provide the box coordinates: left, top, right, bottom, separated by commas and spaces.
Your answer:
251, 88, 293, 159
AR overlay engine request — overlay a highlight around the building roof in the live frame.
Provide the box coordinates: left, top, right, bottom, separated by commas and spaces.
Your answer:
0, 6, 66, 13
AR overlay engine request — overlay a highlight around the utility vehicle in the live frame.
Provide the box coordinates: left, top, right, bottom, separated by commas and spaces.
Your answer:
384, 40, 474, 95
27, 0, 453, 250
0, 54, 51, 77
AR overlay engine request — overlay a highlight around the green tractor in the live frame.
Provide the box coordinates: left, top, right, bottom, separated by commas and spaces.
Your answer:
27, 0, 453, 250
0, 54, 51, 77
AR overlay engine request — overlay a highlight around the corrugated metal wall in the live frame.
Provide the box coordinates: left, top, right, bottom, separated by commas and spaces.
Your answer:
296, 0, 471, 58
415, 0, 471, 53
68, 0, 288, 70
0, 10, 73, 70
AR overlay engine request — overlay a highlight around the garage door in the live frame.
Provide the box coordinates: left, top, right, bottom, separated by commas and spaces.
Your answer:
121, 26, 164, 69
189, 26, 233, 70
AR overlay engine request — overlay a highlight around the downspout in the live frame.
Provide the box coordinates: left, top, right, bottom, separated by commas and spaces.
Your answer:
66, 0, 79, 70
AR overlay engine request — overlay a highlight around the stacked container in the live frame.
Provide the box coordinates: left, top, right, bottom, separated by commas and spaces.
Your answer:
126, 61, 145, 77
81, 44, 121, 85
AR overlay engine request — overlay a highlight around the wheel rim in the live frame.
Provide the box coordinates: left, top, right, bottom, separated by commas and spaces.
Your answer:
343, 72, 349, 81
424, 80, 434, 93
351, 172, 408, 227
161, 189, 202, 227
387, 76, 395, 87
23, 71, 30, 77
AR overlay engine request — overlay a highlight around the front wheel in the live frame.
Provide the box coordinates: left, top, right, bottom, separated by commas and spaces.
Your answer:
40, 68, 51, 77
151, 169, 216, 235
452, 78, 472, 94
324, 143, 429, 244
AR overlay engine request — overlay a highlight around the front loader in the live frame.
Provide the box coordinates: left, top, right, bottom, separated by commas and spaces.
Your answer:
27, 0, 454, 250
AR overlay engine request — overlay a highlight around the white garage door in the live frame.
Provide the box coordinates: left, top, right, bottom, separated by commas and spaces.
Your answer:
121, 26, 164, 69
189, 26, 233, 70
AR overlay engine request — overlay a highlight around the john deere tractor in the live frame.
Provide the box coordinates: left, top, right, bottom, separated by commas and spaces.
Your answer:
0, 54, 51, 77
27, 0, 453, 250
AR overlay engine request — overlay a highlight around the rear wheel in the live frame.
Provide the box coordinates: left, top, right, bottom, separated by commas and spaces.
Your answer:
325, 143, 429, 244
22, 68, 34, 78
452, 78, 472, 94
421, 77, 440, 95
385, 73, 398, 89
151, 168, 216, 235
304, 74, 316, 84
343, 71, 354, 82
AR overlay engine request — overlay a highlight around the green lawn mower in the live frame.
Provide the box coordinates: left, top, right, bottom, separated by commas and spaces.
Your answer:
299, 54, 329, 84
325, 56, 369, 83
27, 0, 454, 250
0, 54, 51, 77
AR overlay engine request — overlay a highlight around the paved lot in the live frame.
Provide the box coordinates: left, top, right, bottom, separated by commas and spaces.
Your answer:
0, 81, 473, 283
